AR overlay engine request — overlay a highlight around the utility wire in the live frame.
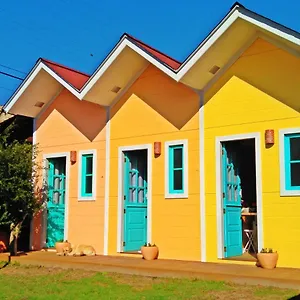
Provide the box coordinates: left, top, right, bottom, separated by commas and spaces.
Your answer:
0, 71, 23, 81
0, 86, 14, 92
0, 63, 27, 75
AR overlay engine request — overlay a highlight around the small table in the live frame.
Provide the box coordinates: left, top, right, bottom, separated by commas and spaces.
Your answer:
241, 213, 257, 216
241, 212, 257, 253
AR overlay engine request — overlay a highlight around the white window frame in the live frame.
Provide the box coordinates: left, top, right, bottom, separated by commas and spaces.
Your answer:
78, 149, 97, 201
279, 128, 300, 196
165, 139, 188, 199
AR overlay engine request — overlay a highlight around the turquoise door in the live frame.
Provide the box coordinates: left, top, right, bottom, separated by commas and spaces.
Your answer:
123, 151, 147, 252
47, 158, 66, 247
222, 145, 242, 258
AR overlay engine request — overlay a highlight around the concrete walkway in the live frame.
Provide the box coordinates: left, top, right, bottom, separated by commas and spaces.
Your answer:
1, 251, 300, 290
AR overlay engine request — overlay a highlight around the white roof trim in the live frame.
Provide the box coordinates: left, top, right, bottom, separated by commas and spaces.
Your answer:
80, 40, 128, 99
177, 9, 240, 79
4, 61, 82, 113
4, 63, 43, 113
239, 8, 300, 46
41, 62, 81, 98
4, 4, 300, 113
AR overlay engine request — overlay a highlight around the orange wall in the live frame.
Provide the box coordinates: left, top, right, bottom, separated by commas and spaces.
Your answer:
33, 89, 107, 253
108, 65, 201, 260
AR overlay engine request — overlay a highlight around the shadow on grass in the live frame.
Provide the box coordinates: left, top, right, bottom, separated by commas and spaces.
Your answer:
0, 255, 11, 269
288, 295, 300, 300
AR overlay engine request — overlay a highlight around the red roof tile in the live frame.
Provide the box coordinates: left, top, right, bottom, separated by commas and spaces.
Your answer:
40, 34, 181, 89
125, 34, 182, 70
42, 59, 90, 90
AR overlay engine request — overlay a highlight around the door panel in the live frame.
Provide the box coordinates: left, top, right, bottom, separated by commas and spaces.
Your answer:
125, 207, 147, 251
222, 146, 242, 258
123, 151, 147, 252
47, 158, 66, 248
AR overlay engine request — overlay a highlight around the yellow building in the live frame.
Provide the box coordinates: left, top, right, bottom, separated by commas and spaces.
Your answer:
4, 3, 300, 268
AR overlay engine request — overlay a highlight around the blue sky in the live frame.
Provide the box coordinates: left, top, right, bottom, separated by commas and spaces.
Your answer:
0, 0, 299, 105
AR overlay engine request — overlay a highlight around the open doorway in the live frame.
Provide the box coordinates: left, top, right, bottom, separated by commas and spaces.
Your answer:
220, 138, 258, 261
121, 149, 148, 252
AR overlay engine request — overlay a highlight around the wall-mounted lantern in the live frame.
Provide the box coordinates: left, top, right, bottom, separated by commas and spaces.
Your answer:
70, 151, 77, 164
154, 142, 161, 157
265, 129, 275, 145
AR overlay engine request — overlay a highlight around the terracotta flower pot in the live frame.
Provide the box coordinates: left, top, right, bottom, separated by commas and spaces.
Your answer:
141, 246, 159, 260
55, 242, 71, 255
257, 252, 278, 269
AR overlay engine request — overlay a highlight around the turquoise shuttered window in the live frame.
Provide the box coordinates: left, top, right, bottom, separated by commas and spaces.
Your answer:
284, 133, 300, 191
168, 144, 184, 194
81, 154, 94, 197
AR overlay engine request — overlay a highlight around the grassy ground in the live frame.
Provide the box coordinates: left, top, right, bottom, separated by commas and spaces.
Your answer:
0, 261, 299, 300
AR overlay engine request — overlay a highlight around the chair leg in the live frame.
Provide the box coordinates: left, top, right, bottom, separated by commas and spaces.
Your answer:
244, 237, 250, 253
249, 236, 256, 253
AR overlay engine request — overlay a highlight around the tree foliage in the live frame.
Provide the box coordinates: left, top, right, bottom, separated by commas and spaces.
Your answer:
0, 119, 42, 254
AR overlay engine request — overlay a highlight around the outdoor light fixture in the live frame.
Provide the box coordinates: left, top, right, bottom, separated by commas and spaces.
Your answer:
70, 151, 77, 164
265, 129, 275, 145
154, 142, 161, 156
209, 65, 220, 75
34, 101, 45, 108
111, 86, 121, 93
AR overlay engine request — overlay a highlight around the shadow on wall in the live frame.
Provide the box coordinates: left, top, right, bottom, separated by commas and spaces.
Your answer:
111, 66, 199, 130
37, 89, 107, 141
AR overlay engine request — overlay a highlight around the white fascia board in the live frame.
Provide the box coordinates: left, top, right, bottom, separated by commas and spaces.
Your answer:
125, 40, 180, 81
3, 61, 81, 114
176, 8, 300, 81
239, 8, 300, 46
40, 63, 81, 99
176, 10, 240, 80
80, 39, 179, 98
3, 63, 43, 113
79, 40, 128, 99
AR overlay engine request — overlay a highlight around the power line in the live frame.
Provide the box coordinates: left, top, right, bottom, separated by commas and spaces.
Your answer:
0, 71, 23, 81
0, 63, 27, 75
0, 86, 14, 92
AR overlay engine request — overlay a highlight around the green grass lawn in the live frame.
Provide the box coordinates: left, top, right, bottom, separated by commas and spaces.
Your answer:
0, 262, 299, 300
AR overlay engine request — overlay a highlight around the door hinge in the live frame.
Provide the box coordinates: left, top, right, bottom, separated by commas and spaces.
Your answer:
46, 238, 48, 243
223, 208, 226, 214
224, 246, 227, 252
123, 241, 125, 247
124, 208, 126, 214
124, 157, 126, 163
222, 192, 225, 198
145, 215, 147, 219
123, 195, 126, 200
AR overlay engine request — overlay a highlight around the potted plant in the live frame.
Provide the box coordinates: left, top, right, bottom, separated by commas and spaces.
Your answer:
141, 243, 159, 260
257, 248, 278, 269
55, 240, 71, 255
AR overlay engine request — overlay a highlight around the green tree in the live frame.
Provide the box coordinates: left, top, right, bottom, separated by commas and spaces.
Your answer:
0, 121, 42, 255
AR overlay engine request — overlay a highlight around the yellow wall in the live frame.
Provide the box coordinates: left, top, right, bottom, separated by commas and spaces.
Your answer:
34, 89, 107, 253
108, 65, 201, 260
204, 38, 300, 267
